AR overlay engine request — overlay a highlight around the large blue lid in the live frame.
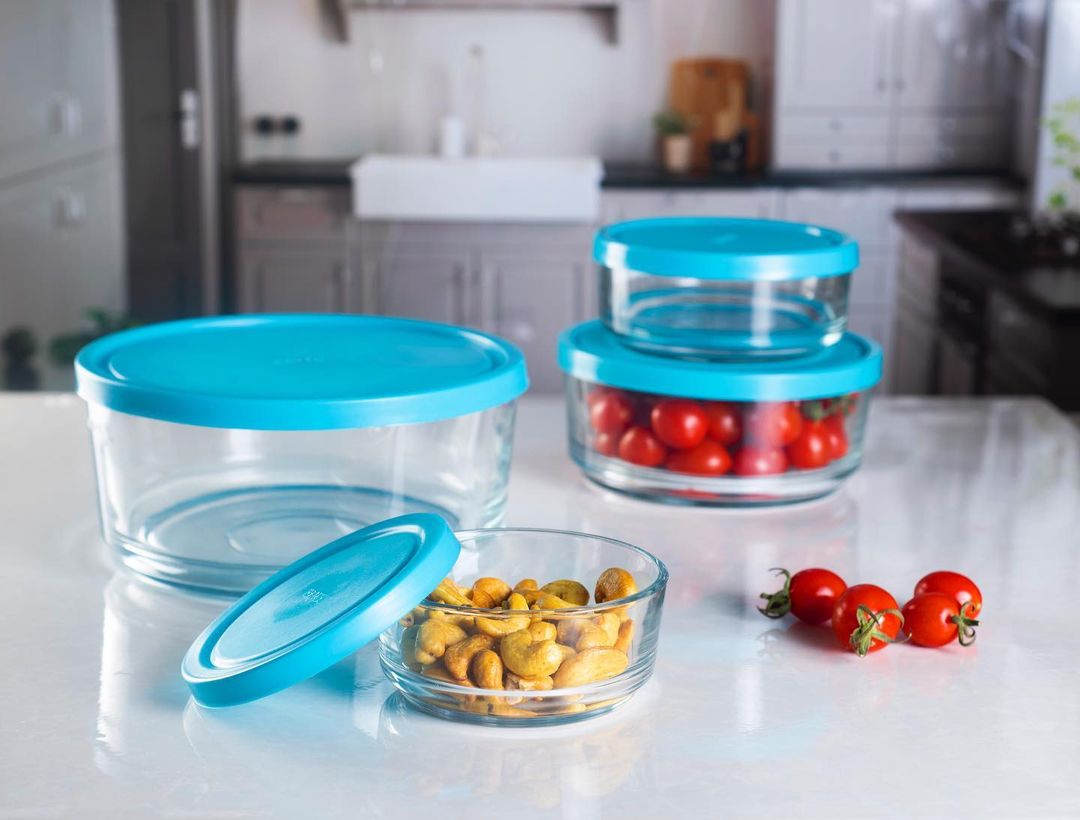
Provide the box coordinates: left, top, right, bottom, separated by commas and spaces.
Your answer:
76, 314, 528, 430
182, 513, 460, 707
558, 322, 882, 401
594, 217, 859, 280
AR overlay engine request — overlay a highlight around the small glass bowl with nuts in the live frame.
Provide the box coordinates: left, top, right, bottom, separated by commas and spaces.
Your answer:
378, 528, 668, 726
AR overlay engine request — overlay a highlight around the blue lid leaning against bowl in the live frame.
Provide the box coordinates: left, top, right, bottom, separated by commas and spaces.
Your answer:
558, 321, 882, 402
593, 217, 859, 281
75, 314, 529, 430
182, 512, 461, 707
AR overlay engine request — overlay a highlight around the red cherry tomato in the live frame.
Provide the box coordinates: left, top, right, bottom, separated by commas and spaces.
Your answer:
902, 592, 980, 648
913, 571, 983, 618
703, 401, 742, 446
617, 426, 667, 467
732, 446, 788, 476
823, 414, 849, 460
831, 584, 904, 656
744, 402, 802, 447
759, 567, 847, 625
594, 431, 619, 457
650, 399, 708, 449
665, 439, 732, 475
786, 419, 831, 470
587, 388, 633, 435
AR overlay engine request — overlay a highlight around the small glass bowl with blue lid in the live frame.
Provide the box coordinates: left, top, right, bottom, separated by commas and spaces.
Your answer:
182, 513, 668, 726
558, 321, 882, 506
595, 217, 858, 359
76, 314, 528, 594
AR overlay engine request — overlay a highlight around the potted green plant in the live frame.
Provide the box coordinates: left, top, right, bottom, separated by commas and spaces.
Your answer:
1044, 97, 1080, 237
653, 110, 695, 174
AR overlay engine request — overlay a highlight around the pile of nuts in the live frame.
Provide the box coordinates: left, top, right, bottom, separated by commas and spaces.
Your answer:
397, 568, 639, 718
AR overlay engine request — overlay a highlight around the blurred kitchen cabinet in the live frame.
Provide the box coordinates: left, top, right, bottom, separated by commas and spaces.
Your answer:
0, 154, 124, 346
781, 188, 898, 248
236, 187, 350, 245
479, 252, 589, 392
601, 189, 778, 222
889, 236, 940, 394
237, 251, 347, 313
367, 249, 470, 326
0, 0, 119, 181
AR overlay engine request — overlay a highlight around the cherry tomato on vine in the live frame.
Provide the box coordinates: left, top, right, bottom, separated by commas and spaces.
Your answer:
732, 446, 788, 476
594, 431, 619, 457
743, 402, 803, 447
617, 425, 667, 467
786, 419, 831, 470
823, 414, 849, 460
913, 571, 982, 618
759, 567, 848, 624
650, 399, 708, 449
587, 389, 633, 435
665, 439, 732, 475
703, 401, 742, 446
902, 592, 980, 648
831, 584, 904, 656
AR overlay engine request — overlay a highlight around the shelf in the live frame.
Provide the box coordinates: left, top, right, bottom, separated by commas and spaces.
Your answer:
321, 0, 623, 44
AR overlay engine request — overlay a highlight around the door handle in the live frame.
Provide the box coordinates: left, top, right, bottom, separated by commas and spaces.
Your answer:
178, 89, 200, 150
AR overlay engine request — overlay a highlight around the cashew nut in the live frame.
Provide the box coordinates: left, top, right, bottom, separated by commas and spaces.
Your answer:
615, 619, 634, 654
513, 578, 538, 592
400, 624, 422, 671
474, 592, 530, 637
555, 643, 577, 662
528, 592, 577, 610
593, 611, 620, 644
415, 620, 467, 665
444, 633, 494, 679
541, 580, 590, 606
594, 568, 638, 604
421, 662, 473, 687
499, 629, 564, 678
504, 671, 554, 692
552, 647, 629, 688
574, 623, 616, 651
429, 578, 471, 607
527, 621, 557, 642
472, 577, 512, 607
427, 609, 474, 630
470, 649, 504, 689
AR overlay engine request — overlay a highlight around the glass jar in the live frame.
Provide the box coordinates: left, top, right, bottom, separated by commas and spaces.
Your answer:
558, 321, 881, 506
595, 217, 858, 359
76, 315, 528, 593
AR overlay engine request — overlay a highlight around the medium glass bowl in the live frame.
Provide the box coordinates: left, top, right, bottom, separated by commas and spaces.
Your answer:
378, 528, 668, 726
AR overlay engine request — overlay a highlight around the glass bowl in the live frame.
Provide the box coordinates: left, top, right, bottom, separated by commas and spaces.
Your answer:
378, 528, 668, 726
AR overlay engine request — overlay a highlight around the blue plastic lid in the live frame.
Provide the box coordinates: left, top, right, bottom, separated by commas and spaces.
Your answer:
594, 217, 859, 280
75, 314, 528, 430
182, 513, 460, 707
558, 322, 882, 401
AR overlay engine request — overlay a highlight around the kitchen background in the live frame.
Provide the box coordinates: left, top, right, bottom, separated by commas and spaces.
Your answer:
1, 0, 1078, 402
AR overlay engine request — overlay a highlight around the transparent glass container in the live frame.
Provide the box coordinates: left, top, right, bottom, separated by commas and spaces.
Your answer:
564, 378, 869, 507
595, 217, 858, 360
87, 403, 517, 594
379, 528, 668, 726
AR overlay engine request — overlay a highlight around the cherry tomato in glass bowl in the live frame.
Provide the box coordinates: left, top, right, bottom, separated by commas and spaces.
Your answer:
823, 414, 849, 460
913, 571, 982, 618
759, 567, 847, 624
831, 584, 904, 657
650, 399, 708, 449
744, 402, 802, 447
732, 446, 788, 476
786, 419, 831, 470
594, 431, 619, 457
902, 592, 980, 648
665, 439, 732, 475
587, 388, 633, 435
617, 425, 667, 467
703, 401, 742, 446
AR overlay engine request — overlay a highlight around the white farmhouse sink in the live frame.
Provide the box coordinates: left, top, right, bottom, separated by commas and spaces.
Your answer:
350, 155, 603, 223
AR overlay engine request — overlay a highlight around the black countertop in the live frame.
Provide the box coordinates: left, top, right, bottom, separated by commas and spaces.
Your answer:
895, 209, 1080, 322
231, 159, 1021, 190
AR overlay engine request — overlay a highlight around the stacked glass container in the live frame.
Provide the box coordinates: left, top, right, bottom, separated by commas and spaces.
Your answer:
558, 217, 883, 506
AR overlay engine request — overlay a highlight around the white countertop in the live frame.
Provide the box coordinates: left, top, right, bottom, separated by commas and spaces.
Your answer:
3, 394, 1080, 818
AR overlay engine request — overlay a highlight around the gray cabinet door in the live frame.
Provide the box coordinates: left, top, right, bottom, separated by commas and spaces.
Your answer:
479, 254, 586, 393
0, 154, 124, 345
371, 249, 470, 326
238, 251, 347, 313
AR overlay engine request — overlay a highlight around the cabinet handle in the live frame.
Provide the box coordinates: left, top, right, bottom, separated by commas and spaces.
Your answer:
178, 89, 200, 151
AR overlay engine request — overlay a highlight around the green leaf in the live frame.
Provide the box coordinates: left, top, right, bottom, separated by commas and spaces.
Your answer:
1049, 191, 1068, 210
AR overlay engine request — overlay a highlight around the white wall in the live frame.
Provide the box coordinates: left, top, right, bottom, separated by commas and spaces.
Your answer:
236, 0, 773, 161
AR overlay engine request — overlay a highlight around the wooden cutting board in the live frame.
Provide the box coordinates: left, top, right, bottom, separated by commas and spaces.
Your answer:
669, 58, 756, 171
